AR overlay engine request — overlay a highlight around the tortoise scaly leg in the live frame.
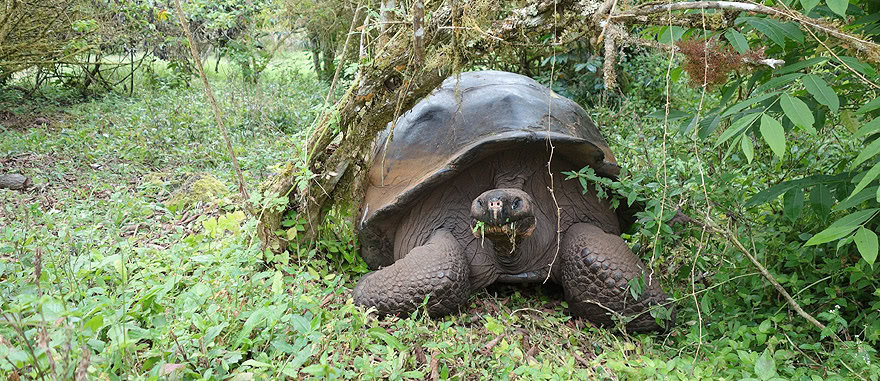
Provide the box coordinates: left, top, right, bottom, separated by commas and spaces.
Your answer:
559, 223, 674, 333
354, 230, 470, 317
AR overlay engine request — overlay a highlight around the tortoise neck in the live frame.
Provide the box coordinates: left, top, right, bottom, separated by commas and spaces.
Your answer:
488, 234, 527, 265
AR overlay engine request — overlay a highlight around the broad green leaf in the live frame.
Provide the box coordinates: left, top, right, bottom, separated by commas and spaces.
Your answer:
721, 92, 781, 118
835, 186, 879, 211
271, 270, 283, 295
780, 93, 815, 132
806, 225, 861, 246
857, 97, 880, 114
367, 327, 407, 351
784, 188, 804, 222
755, 349, 777, 380
725, 30, 749, 54
854, 117, 880, 138
715, 113, 761, 148
855, 227, 878, 265
802, 74, 840, 113
810, 184, 833, 219
741, 135, 755, 163
839, 56, 876, 77
850, 162, 880, 197
779, 22, 804, 43
850, 137, 880, 169
827, 0, 848, 17
754, 73, 804, 94
801, 0, 820, 13
760, 114, 786, 159
746, 174, 849, 206
805, 208, 880, 246
745, 17, 786, 47
776, 57, 828, 75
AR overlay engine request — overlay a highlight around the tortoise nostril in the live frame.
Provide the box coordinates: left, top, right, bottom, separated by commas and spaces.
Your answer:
488, 198, 503, 209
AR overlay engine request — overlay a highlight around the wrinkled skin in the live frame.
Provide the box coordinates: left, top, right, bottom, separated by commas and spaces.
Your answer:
354, 146, 674, 333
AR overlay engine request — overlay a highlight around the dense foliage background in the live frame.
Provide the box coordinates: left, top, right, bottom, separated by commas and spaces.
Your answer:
2, 0, 880, 379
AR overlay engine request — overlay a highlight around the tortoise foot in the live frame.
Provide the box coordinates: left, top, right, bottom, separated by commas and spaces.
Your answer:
353, 230, 471, 317
559, 223, 674, 333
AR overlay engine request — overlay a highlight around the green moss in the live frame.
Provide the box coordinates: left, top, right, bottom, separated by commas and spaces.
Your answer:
165, 173, 229, 211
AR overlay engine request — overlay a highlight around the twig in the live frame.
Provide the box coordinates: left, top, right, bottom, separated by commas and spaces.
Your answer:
715, 225, 843, 342
172, 0, 250, 204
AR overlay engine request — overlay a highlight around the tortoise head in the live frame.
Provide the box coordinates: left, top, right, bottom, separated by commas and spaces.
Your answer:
470, 188, 537, 255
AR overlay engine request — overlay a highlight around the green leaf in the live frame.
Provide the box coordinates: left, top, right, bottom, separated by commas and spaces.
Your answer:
800, 0, 820, 13
746, 174, 849, 206
776, 57, 828, 75
367, 327, 407, 351
810, 184, 833, 220
805, 208, 879, 246
760, 114, 786, 159
741, 135, 755, 163
755, 349, 777, 380
271, 270, 283, 295
754, 73, 804, 94
855, 117, 880, 138
745, 17, 786, 47
851, 138, 880, 169
854, 227, 879, 265
780, 93, 815, 132
783, 188, 804, 222
725, 30, 749, 54
826, 0, 848, 17
857, 97, 880, 114
779, 22, 804, 43
721, 92, 781, 118
850, 162, 880, 198
715, 113, 761, 148
802, 74, 840, 113
835, 186, 879, 211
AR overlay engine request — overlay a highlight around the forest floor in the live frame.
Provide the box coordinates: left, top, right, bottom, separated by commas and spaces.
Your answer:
1, 51, 876, 380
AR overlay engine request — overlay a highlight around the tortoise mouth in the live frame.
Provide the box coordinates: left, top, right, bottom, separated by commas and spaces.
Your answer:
472, 216, 537, 240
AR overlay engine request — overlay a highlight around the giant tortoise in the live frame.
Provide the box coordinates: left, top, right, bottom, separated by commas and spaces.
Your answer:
353, 70, 673, 332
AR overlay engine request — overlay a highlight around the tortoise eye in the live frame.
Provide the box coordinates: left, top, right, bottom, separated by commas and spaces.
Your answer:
512, 198, 522, 210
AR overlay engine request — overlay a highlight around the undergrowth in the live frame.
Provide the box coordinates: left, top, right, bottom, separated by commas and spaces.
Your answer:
1, 50, 878, 380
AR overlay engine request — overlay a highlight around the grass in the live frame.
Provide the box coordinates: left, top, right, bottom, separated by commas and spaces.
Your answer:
1, 50, 879, 380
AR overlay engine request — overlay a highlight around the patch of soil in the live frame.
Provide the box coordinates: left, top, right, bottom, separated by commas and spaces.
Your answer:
0, 110, 65, 131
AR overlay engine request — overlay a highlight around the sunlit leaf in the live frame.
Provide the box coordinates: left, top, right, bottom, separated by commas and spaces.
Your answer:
805, 208, 879, 246
780, 93, 815, 132
715, 113, 761, 148
800, 0, 820, 13
850, 138, 880, 169
741, 135, 754, 163
857, 97, 880, 114
849, 162, 880, 198
854, 227, 878, 265
826, 0, 848, 17
802, 74, 839, 113
760, 114, 786, 159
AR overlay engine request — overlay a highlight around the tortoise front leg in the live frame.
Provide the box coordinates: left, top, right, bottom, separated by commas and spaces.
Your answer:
353, 230, 470, 317
559, 223, 674, 333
